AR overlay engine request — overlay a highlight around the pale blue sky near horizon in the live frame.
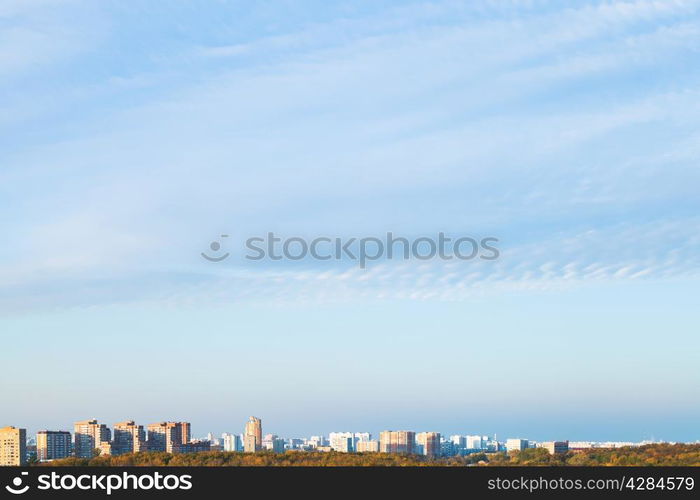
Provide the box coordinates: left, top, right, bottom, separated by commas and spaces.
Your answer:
1, 0, 699, 442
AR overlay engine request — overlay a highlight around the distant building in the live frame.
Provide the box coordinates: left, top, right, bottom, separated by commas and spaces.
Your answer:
329, 432, 354, 453
351, 432, 371, 450
567, 441, 594, 449
36, 431, 71, 461
113, 421, 146, 455
0, 426, 27, 466
327, 432, 372, 452
97, 440, 112, 456
599, 442, 635, 449
244, 417, 262, 452
379, 431, 415, 454
354, 432, 371, 443
541, 441, 569, 454
26, 444, 37, 463
307, 436, 328, 448
416, 432, 441, 457
74, 420, 111, 458
441, 440, 457, 457
271, 437, 285, 453
204, 433, 221, 447
179, 440, 211, 453
178, 422, 191, 444
222, 433, 242, 452
262, 433, 285, 452
286, 438, 303, 450
505, 438, 529, 452
147, 422, 184, 453
450, 435, 466, 450
466, 435, 483, 450
243, 434, 257, 453
262, 433, 277, 450
356, 440, 380, 452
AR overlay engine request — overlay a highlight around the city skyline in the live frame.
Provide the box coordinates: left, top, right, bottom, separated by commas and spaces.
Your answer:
6, 415, 695, 448
5, 415, 694, 467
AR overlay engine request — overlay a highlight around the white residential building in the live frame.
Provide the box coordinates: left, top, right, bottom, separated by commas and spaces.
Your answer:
466, 435, 483, 449
222, 433, 242, 452
505, 438, 529, 452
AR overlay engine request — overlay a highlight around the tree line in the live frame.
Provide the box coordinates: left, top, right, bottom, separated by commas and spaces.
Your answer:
36, 443, 700, 467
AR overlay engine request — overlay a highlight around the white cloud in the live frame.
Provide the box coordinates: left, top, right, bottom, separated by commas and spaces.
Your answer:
1, 0, 699, 312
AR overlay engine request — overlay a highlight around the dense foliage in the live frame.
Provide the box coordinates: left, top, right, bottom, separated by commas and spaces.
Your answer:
487, 444, 700, 466
38, 444, 700, 467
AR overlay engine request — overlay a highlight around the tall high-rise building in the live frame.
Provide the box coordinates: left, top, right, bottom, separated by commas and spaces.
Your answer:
36, 431, 71, 461
74, 420, 111, 458
243, 434, 257, 453
113, 421, 146, 455
0, 426, 27, 466
178, 422, 191, 444
416, 432, 441, 457
243, 416, 262, 452
379, 431, 415, 454
329, 432, 353, 453
222, 433, 242, 452
147, 422, 183, 453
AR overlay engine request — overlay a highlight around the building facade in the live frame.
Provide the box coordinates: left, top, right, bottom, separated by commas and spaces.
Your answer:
416, 432, 441, 457
243, 416, 262, 452
147, 422, 183, 453
222, 433, 242, 452
113, 421, 146, 455
450, 435, 466, 451
0, 426, 26, 466
379, 431, 416, 454
178, 422, 191, 444
542, 441, 569, 454
329, 432, 354, 453
36, 430, 71, 461
355, 440, 380, 452
243, 434, 257, 453
271, 437, 285, 453
74, 420, 111, 458
466, 435, 483, 450
505, 438, 529, 452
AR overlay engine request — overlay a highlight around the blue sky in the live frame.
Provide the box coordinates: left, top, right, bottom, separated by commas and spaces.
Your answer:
1, 0, 699, 442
